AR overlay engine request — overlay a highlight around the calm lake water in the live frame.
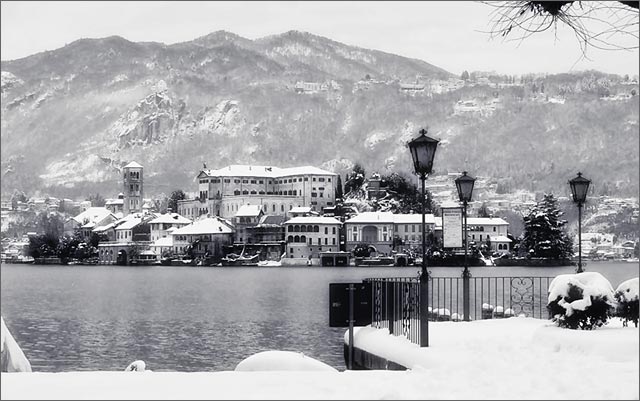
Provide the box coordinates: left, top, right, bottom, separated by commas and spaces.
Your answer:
1, 261, 638, 372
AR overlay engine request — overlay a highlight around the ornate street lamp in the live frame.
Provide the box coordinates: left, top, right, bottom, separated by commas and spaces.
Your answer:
408, 128, 439, 347
569, 172, 591, 273
455, 171, 475, 321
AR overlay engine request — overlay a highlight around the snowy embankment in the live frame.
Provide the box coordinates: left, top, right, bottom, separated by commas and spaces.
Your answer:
2, 317, 637, 400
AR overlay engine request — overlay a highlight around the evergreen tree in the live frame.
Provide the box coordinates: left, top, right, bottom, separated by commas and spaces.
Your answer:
461, 70, 470, 81
168, 190, 186, 213
335, 175, 343, 200
344, 164, 366, 195
520, 193, 573, 259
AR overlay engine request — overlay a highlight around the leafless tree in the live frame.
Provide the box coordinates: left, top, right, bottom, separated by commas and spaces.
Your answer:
481, 1, 639, 58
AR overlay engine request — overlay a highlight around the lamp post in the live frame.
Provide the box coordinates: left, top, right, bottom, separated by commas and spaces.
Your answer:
408, 128, 439, 347
569, 172, 591, 273
455, 171, 475, 322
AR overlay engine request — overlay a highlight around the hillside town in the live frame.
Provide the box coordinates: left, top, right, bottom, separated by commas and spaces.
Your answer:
1, 160, 638, 267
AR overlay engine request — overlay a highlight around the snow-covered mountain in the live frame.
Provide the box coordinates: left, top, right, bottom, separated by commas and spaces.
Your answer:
1, 31, 638, 199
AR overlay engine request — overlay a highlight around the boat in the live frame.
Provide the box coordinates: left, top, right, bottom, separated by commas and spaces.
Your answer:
221, 253, 259, 266
354, 256, 395, 266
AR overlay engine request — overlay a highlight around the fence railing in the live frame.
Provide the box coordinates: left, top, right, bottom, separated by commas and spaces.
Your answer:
363, 275, 555, 346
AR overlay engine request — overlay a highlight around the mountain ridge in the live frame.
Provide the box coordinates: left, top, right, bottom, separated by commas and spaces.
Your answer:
1, 30, 637, 200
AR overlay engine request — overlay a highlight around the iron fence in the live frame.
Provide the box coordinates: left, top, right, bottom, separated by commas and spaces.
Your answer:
364, 275, 555, 346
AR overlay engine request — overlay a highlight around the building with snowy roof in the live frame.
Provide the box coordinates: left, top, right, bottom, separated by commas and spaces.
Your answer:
64, 207, 118, 240
148, 213, 192, 242
344, 212, 437, 255
170, 217, 234, 259
178, 164, 337, 220
283, 216, 341, 259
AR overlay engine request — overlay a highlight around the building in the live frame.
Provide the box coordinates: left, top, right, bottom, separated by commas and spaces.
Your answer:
123, 161, 144, 216
178, 164, 337, 220
234, 205, 264, 244
434, 216, 511, 254
148, 213, 192, 242
64, 207, 117, 240
344, 212, 437, 255
170, 217, 234, 259
284, 216, 341, 259
105, 193, 125, 216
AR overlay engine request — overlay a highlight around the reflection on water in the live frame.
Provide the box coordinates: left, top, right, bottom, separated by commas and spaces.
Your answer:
1, 262, 637, 372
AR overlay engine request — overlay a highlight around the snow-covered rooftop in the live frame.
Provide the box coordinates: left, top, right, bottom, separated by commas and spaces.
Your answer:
123, 161, 143, 169
236, 205, 263, 217
345, 212, 436, 225
489, 235, 512, 242
466, 217, 509, 226
284, 216, 342, 225
171, 217, 233, 235
201, 165, 336, 178
148, 213, 191, 225
72, 207, 114, 225
289, 206, 312, 214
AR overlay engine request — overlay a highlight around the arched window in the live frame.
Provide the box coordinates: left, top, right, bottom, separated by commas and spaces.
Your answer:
234, 190, 240, 195
314, 225, 320, 232
300, 235, 306, 243
294, 225, 300, 232
288, 226, 293, 232
307, 225, 313, 232
242, 190, 249, 195
300, 225, 307, 232
294, 235, 300, 243
287, 235, 293, 243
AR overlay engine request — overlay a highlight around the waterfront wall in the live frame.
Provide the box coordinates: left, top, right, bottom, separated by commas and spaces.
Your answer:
343, 343, 408, 371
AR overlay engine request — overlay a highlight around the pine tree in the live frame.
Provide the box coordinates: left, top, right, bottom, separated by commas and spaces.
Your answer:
520, 193, 573, 259
335, 175, 343, 200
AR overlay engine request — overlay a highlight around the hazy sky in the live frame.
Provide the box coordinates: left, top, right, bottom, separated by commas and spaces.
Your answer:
1, 1, 638, 76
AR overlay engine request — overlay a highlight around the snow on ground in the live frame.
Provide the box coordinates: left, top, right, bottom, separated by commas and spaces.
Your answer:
1, 317, 637, 400
235, 351, 337, 372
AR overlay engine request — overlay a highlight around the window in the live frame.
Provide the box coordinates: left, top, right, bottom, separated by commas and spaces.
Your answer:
313, 178, 316, 182
325, 238, 328, 245
242, 190, 249, 195
304, 177, 308, 181
272, 204, 276, 212
317, 238, 321, 245
324, 227, 328, 234
332, 238, 336, 245
332, 227, 336, 234
311, 193, 317, 197
309, 238, 313, 245
405, 235, 408, 241
234, 179, 241, 184
250, 180, 256, 184
493, 227, 497, 232
319, 193, 323, 198
259, 180, 264, 184
319, 178, 325, 182
281, 205, 284, 212
250, 191, 257, 194
288, 179, 292, 183
242, 180, 248, 184
480, 234, 483, 241
293, 178, 297, 182
412, 225, 415, 232
224, 179, 231, 183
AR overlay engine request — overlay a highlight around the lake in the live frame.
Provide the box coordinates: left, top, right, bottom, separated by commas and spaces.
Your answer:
1, 261, 638, 372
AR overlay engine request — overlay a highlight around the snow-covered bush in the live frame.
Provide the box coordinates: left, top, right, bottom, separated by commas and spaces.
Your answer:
614, 278, 639, 327
547, 272, 616, 330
